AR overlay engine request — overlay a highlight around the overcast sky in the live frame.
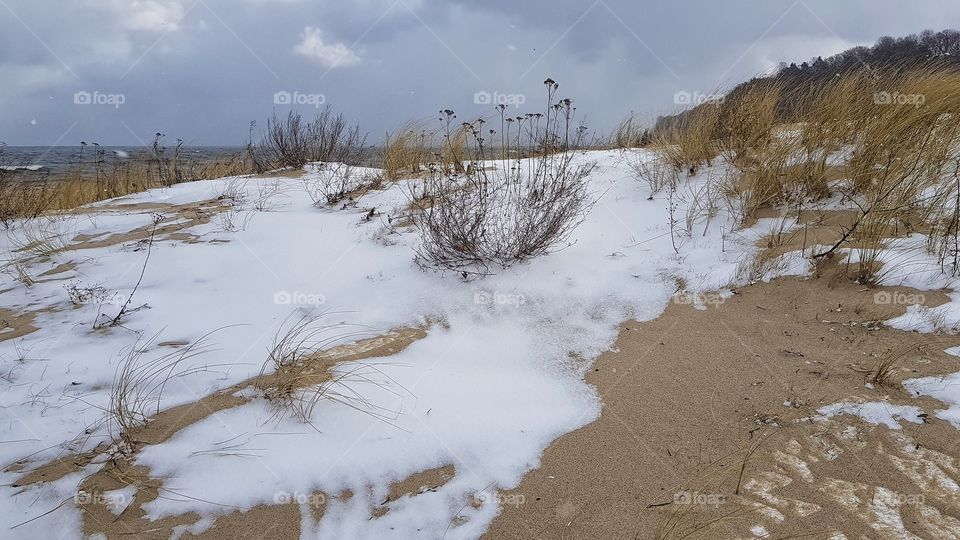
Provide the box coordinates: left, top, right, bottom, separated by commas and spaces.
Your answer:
3, 0, 960, 147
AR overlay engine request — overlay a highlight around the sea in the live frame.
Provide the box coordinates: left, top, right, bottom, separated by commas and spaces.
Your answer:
0, 146, 244, 178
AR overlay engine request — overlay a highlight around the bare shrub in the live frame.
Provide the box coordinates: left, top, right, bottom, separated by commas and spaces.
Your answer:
95, 214, 162, 329
261, 112, 311, 169
305, 163, 360, 206
64, 281, 110, 306
213, 177, 253, 232
412, 80, 596, 277
253, 180, 284, 212
214, 176, 250, 209
259, 107, 366, 170
216, 208, 253, 233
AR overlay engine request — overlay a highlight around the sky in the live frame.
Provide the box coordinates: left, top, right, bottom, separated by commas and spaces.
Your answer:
3, 0, 960, 147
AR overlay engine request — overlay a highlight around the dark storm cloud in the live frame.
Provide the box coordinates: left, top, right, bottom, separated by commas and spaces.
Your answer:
3, 0, 960, 146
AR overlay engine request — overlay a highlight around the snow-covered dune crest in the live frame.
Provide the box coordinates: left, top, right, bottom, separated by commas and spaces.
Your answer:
0, 151, 777, 538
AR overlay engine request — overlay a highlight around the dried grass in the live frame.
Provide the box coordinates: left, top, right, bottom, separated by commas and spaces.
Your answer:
110, 332, 221, 451
613, 113, 650, 149
254, 314, 403, 426
383, 121, 432, 181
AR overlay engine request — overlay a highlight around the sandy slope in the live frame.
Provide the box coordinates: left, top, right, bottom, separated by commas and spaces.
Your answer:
489, 268, 960, 538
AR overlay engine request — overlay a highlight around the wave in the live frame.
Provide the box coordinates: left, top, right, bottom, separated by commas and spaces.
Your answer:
0, 165, 44, 171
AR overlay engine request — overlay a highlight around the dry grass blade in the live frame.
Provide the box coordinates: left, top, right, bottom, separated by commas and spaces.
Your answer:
867, 341, 927, 387
613, 113, 650, 149
255, 313, 404, 427
652, 435, 770, 540
6, 216, 74, 259
0, 106, 368, 223
110, 330, 223, 451
383, 120, 433, 181
643, 60, 960, 287
630, 153, 678, 198
0, 176, 53, 229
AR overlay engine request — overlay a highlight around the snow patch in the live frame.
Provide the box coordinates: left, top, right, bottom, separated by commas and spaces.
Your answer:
817, 401, 924, 430
904, 373, 960, 428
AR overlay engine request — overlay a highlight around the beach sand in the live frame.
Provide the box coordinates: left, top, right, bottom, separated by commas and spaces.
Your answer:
488, 268, 960, 538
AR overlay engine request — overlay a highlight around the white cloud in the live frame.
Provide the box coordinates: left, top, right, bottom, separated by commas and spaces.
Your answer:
294, 26, 361, 68
122, 1, 185, 32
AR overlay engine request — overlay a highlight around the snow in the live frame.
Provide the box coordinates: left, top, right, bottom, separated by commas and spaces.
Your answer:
818, 234, 960, 431
887, 294, 960, 334
838, 232, 960, 334
99, 485, 137, 516
758, 250, 814, 283
904, 372, 960, 429
0, 150, 810, 538
814, 201, 960, 465
817, 401, 925, 430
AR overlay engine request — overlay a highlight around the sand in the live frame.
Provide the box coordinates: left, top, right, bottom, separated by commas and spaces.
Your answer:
487, 268, 960, 538
0, 306, 50, 343
65, 199, 230, 250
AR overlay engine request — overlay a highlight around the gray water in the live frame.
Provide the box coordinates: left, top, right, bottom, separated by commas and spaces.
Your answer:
0, 145, 244, 177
